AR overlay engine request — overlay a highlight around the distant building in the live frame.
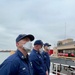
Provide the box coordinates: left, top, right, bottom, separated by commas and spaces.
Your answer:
53, 38, 75, 60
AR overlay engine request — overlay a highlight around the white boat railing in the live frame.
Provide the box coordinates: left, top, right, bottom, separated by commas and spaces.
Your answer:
50, 62, 75, 75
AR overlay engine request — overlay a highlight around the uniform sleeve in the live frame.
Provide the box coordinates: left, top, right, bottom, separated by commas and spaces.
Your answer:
0, 62, 11, 75
31, 58, 46, 75
42, 53, 47, 71
45, 56, 50, 73
48, 57, 50, 73
0, 60, 19, 75
42, 52, 50, 73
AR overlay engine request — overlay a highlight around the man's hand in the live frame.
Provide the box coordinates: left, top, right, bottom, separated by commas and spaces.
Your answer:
46, 71, 48, 75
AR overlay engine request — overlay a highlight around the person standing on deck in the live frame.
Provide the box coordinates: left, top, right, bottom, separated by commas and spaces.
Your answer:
30, 40, 48, 75
0, 34, 35, 75
42, 43, 51, 75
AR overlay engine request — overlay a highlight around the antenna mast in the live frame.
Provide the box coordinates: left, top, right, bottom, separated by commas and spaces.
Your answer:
65, 22, 67, 39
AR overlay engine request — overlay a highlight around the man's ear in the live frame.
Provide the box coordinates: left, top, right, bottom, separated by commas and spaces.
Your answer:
44, 46, 47, 49
16, 42, 19, 46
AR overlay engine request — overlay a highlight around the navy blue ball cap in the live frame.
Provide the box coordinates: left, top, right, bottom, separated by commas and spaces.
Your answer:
16, 34, 35, 42
34, 40, 43, 46
44, 43, 51, 47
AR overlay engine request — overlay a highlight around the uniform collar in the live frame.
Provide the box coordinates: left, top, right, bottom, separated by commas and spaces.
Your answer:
16, 50, 28, 60
43, 51, 48, 54
33, 49, 40, 54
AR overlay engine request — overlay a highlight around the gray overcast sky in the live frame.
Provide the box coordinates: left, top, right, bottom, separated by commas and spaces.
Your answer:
0, 0, 75, 50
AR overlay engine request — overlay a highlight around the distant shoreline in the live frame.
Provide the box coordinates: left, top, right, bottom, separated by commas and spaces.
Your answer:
0, 51, 15, 52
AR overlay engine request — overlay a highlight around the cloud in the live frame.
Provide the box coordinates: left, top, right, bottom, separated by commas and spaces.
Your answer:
0, 0, 75, 49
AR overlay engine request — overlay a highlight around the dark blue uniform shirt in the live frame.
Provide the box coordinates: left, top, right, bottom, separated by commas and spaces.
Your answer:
30, 49, 46, 75
42, 51, 50, 73
0, 50, 33, 75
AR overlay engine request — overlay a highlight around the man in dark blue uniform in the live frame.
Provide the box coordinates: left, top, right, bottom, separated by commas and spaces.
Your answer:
30, 40, 47, 75
42, 43, 51, 75
0, 34, 35, 75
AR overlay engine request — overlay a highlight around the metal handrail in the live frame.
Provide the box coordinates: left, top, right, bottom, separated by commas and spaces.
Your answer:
51, 70, 67, 75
